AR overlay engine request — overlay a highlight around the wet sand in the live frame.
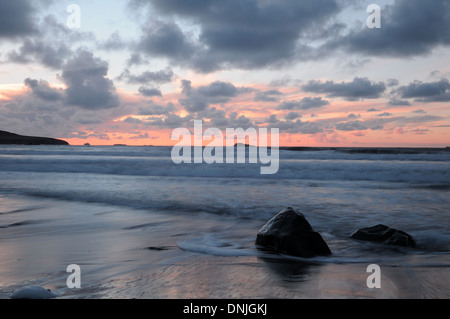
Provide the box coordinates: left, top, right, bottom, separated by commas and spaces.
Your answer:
0, 196, 449, 299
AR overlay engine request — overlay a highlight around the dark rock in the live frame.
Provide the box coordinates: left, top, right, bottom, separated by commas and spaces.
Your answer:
0, 130, 69, 145
350, 224, 416, 248
10, 286, 57, 299
256, 207, 332, 258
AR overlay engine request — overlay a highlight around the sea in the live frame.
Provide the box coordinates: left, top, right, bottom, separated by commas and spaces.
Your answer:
0, 145, 449, 298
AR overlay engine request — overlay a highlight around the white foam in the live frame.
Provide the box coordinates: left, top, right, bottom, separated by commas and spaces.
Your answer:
177, 234, 256, 257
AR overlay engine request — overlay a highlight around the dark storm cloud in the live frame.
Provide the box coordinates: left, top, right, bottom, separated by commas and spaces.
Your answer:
395, 79, 450, 102
336, 0, 450, 57
278, 97, 330, 110
0, 0, 37, 38
128, 0, 450, 72
302, 77, 386, 101
118, 68, 175, 85
131, 0, 339, 72
61, 51, 120, 110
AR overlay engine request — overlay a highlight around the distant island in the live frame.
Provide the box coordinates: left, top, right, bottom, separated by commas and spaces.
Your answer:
0, 130, 69, 145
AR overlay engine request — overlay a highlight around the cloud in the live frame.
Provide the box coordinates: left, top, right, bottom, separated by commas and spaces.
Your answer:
137, 21, 195, 60
131, 0, 340, 72
302, 77, 386, 101
7, 38, 72, 69
138, 87, 162, 97
277, 120, 323, 135
197, 81, 241, 98
395, 79, 450, 102
99, 32, 128, 51
118, 68, 175, 85
0, 0, 38, 38
129, 0, 450, 73
24, 78, 64, 102
410, 129, 429, 135
396, 115, 443, 124
285, 112, 302, 120
61, 50, 121, 110
135, 113, 193, 129
387, 79, 400, 87
138, 102, 176, 116
335, 120, 368, 131
123, 116, 143, 125
262, 114, 322, 134
335, 117, 400, 132
278, 97, 330, 110
388, 99, 411, 106
4, 15, 95, 69
334, 114, 444, 133
335, 0, 450, 58
73, 116, 103, 125
129, 132, 150, 140
254, 89, 283, 102
179, 80, 248, 113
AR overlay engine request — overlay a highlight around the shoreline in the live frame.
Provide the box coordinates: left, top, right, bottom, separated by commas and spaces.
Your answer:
0, 194, 449, 299
2, 252, 449, 299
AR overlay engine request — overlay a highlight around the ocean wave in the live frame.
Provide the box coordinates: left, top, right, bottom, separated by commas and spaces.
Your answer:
0, 155, 449, 184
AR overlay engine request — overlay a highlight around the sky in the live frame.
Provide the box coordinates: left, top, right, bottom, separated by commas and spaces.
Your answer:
0, 0, 449, 147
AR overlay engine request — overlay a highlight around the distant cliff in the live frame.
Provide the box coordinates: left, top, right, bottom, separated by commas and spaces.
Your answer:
0, 130, 69, 145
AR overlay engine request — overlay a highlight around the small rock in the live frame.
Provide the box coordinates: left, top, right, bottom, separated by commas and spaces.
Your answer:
256, 207, 332, 258
10, 286, 57, 300
350, 224, 416, 248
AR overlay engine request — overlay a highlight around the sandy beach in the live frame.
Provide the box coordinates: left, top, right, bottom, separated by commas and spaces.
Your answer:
1, 196, 448, 299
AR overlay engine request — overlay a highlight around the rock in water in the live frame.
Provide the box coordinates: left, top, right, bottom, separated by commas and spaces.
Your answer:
10, 286, 57, 299
256, 207, 332, 258
350, 224, 416, 248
